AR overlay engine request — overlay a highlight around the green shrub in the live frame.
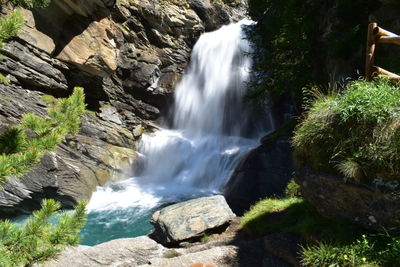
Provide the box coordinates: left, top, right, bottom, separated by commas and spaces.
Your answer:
0, 9, 24, 42
302, 231, 400, 267
0, 87, 87, 183
0, 199, 86, 267
284, 179, 302, 198
293, 79, 400, 183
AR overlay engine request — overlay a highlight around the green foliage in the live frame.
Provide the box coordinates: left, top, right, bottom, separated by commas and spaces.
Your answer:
240, 197, 362, 243
246, 0, 378, 103
293, 79, 400, 183
12, 0, 51, 9
302, 231, 400, 267
0, 199, 87, 267
284, 179, 302, 198
0, 87, 87, 183
0, 73, 10, 85
241, 197, 400, 266
0, 9, 24, 42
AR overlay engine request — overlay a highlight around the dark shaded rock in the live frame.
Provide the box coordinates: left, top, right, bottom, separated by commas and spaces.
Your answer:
225, 137, 295, 215
150, 195, 236, 245
296, 168, 400, 231
264, 232, 302, 267
0, 41, 68, 93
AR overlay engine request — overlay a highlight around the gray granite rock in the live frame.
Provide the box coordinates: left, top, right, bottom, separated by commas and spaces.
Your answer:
151, 195, 236, 245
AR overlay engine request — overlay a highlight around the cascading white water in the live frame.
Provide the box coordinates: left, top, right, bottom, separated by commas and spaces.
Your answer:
81, 20, 273, 245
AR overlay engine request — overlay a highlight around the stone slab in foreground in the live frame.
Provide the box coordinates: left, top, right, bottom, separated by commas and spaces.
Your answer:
151, 195, 236, 245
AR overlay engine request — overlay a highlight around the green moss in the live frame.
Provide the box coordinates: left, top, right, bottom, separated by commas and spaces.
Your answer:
0, 74, 10, 85
0, 87, 87, 183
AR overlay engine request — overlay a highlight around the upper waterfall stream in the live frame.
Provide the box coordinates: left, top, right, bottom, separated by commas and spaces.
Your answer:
80, 20, 273, 245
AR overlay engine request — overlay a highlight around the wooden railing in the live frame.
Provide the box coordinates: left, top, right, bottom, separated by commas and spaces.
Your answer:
365, 22, 400, 81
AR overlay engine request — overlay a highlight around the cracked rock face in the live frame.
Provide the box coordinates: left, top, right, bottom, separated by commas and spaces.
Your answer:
0, 0, 247, 215
296, 168, 400, 231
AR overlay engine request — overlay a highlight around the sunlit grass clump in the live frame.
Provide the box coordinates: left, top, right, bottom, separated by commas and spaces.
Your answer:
293, 78, 400, 184
0, 87, 86, 183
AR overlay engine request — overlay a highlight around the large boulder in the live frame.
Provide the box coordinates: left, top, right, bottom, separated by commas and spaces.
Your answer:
296, 168, 400, 231
150, 195, 236, 245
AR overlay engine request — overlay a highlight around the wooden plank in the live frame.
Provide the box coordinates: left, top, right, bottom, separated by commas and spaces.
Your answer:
376, 36, 400, 45
365, 23, 377, 81
372, 66, 400, 80
373, 26, 398, 37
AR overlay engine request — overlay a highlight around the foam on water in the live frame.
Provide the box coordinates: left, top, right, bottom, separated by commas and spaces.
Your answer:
80, 19, 273, 245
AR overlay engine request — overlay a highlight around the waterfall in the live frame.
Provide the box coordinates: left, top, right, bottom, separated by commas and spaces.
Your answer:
81, 20, 273, 245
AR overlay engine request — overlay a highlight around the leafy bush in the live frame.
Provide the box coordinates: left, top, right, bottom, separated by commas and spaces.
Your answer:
293, 79, 400, 183
0, 87, 87, 183
284, 179, 302, 198
0, 199, 86, 267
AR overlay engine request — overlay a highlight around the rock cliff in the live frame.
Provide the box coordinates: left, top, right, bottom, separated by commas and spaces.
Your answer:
0, 0, 247, 216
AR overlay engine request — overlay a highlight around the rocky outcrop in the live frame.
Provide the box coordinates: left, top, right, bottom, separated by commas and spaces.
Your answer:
39, 234, 291, 267
0, 0, 247, 215
225, 136, 295, 215
0, 84, 137, 216
150, 195, 236, 245
296, 168, 400, 231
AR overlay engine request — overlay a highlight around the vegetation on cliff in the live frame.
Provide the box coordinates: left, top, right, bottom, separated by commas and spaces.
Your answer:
293, 79, 400, 184
241, 181, 400, 267
0, 199, 86, 267
0, 87, 87, 184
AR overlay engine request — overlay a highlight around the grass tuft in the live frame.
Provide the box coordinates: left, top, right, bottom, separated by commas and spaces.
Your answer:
293, 78, 400, 183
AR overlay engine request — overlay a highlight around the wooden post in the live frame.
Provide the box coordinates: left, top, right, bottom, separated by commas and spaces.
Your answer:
376, 36, 400, 45
373, 26, 398, 37
372, 66, 400, 81
365, 23, 377, 81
